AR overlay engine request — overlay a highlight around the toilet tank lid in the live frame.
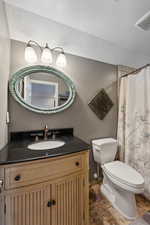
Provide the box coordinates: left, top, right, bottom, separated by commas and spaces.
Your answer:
92, 138, 117, 146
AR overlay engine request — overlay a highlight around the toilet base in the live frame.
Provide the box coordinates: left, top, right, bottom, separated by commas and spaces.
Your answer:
101, 173, 138, 220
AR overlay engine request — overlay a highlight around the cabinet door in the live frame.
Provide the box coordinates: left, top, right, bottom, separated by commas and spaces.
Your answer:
5, 183, 53, 225
0, 195, 5, 225
51, 173, 89, 225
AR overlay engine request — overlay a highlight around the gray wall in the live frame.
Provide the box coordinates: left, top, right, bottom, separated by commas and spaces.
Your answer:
9, 40, 117, 143
0, 0, 10, 149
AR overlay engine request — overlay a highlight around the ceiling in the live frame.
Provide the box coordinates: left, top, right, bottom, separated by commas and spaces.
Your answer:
4, 0, 150, 67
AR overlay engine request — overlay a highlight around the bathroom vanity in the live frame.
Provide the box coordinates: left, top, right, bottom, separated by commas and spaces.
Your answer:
0, 129, 89, 225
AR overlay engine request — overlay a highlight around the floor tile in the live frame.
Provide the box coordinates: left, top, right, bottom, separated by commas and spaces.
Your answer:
90, 184, 150, 225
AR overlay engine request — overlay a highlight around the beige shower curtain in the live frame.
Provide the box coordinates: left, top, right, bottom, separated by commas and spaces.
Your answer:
117, 65, 150, 199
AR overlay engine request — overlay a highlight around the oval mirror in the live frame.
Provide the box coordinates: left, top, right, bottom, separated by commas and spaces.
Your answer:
9, 65, 76, 114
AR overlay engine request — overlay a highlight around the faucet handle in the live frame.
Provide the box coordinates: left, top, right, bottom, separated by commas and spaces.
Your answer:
52, 133, 56, 140
52, 131, 60, 140
35, 136, 39, 142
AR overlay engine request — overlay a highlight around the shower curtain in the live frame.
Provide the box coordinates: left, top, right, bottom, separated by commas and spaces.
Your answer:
117, 65, 150, 199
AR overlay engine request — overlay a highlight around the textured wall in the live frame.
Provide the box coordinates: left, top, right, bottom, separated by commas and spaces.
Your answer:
0, 0, 10, 149
9, 40, 117, 143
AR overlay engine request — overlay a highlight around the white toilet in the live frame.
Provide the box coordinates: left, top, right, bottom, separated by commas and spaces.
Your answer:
92, 138, 144, 220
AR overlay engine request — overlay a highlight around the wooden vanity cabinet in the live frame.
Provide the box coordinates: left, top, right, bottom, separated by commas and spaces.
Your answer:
0, 151, 89, 225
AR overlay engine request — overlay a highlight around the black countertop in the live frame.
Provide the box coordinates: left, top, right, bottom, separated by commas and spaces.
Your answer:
0, 129, 90, 165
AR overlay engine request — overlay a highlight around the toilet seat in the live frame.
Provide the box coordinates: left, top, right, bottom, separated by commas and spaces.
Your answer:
103, 161, 144, 192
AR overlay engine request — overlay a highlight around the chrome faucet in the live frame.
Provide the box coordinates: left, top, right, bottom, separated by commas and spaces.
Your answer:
44, 125, 49, 140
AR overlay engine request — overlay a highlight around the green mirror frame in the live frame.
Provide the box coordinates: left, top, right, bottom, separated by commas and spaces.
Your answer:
9, 65, 76, 114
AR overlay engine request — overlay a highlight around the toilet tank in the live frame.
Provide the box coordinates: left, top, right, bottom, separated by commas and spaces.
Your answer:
92, 138, 118, 165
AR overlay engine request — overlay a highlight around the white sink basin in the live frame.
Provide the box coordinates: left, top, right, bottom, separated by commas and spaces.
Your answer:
28, 140, 65, 150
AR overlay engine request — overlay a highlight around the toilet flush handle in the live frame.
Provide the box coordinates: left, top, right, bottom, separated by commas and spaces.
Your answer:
94, 146, 101, 151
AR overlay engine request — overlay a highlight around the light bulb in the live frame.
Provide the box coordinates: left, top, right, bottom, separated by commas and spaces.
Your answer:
41, 44, 52, 64
25, 45, 37, 63
56, 52, 67, 68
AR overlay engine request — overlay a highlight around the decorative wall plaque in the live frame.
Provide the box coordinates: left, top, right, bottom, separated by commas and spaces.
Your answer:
88, 89, 114, 120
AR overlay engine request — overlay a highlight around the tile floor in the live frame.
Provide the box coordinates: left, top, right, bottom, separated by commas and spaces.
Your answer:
89, 183, 150, 225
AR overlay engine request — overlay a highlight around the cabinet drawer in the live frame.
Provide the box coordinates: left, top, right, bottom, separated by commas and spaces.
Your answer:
5, 153, 86, 190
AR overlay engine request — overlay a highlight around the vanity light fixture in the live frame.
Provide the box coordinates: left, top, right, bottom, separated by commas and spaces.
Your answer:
25, 40, 67, 68
25, 42, 37, 63
41, 43, 53, 64
56, 51, 67, 68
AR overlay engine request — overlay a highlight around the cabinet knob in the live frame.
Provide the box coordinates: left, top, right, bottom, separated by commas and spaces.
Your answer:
47, 201, 52, 207
75, 161, 80, 166
47, 200, 56, 207
52, 200, 56, 205
14, 175, 21, 181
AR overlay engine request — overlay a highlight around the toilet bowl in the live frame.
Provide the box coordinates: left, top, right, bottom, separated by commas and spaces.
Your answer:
92, 138, 144, 220
102, 161, 144, 220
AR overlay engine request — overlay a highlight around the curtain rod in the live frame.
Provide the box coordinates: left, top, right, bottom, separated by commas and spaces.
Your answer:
120, 63, 150, 79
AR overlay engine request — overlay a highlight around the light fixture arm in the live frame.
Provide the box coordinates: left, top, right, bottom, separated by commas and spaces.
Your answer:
27, 41, 64, 53
52, 46, 65, 54
27, 40, 43, 52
